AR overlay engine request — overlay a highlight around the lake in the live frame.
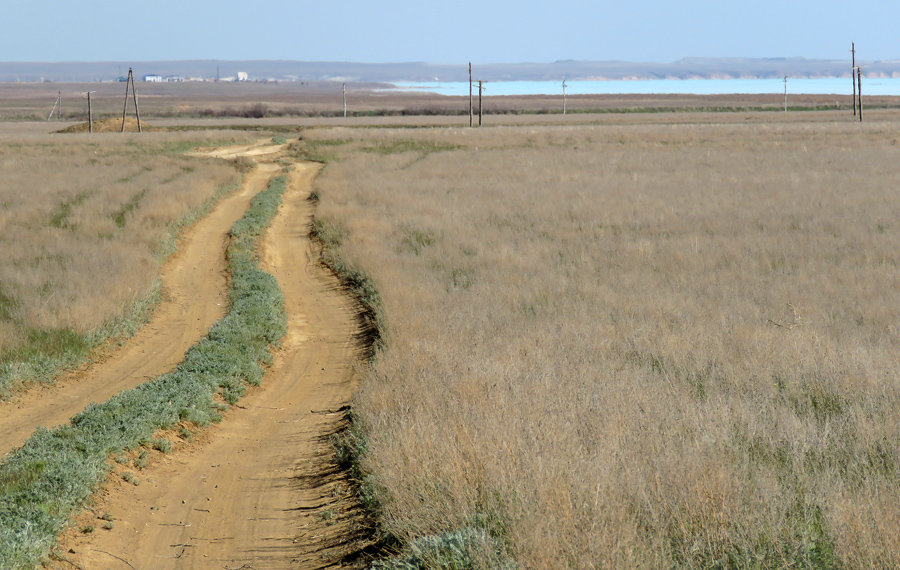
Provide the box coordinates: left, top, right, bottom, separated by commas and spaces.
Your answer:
388, 77, 900, 97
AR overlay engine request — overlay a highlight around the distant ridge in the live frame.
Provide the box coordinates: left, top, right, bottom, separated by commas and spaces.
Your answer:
2, 58, 899, 83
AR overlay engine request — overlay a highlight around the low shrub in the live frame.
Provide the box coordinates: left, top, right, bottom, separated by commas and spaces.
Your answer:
372, 528, 515, 570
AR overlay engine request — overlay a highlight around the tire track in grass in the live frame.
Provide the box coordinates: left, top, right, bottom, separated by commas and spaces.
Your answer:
0, 167, 272, 457
0, 156, 287, 569
43, 156, 369, 569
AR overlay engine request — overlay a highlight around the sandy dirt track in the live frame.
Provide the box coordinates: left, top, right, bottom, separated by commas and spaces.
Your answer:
51, 155, 365, 569
0, 164, 278, 457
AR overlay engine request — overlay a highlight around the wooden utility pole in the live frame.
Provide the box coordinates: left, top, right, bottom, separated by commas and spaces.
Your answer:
82, 91, 96, 133
783, 76, 788, 112
342, 83, 347, 118
562, 79, 567, 115
121, 68, 143, 133
133, 80, 142, 131
478, 80, 484, 126
857, 67, 863, 122
469, 62, 473, 127
48, 91, 61, 121
851, 42, 857, 116
121, 70, 131, 131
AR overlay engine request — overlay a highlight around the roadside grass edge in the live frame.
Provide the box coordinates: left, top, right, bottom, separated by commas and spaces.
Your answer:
310, 175, 516, 569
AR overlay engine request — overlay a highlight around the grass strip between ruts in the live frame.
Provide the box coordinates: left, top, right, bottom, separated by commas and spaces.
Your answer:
0, 174, 289, 570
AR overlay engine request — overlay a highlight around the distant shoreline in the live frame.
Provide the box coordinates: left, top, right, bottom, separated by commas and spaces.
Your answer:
1, 57, 898, 84
389, 77, 900, 97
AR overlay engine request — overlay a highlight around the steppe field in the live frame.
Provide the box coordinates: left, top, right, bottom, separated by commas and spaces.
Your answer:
306, 114, 900, 569
2, 91, 900, 570
0, 129, 248, 391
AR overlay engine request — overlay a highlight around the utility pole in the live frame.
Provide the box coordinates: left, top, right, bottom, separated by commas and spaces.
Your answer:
121, 68, 142, 133
853, 65, 868, 121
48, 91, 61, 121
562, 78, 567, 115
851, 42, 857, 116
783, 76, 788, 112
478, 80, 485, 126
134, 80, 142, 131
469, 62, 473, 127
82, 91, 96, 133
342, 83, 347, 118
857, 67, 863, 122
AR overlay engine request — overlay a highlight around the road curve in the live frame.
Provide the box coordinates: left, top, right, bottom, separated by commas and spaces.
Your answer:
51, 157, 366, 569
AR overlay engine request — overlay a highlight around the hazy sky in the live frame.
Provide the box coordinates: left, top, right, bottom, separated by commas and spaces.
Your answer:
3, 1, 897, 64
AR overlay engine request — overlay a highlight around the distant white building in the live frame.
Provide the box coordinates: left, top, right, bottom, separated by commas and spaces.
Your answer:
237, 72, 249, 82
143, 74, 163, 82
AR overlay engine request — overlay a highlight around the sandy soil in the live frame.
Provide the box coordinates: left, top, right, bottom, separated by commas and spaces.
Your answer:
0, 165, 275, 458
49, 151, 366, 569
189, 141, 287, 160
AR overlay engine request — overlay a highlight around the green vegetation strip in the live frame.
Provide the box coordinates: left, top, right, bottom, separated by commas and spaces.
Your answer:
0, 175, 289, 570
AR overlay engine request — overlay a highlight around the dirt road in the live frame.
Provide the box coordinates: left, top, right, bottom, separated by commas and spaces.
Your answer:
50, 153, 365, 568
0, 162, 281, 457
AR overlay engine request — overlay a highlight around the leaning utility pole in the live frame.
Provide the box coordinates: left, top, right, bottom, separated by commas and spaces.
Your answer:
121, 68, 142, 133
469, 62, 473, 127
48, 91, 61, 121
342, 83, 347, 118
851, 42, 857, 116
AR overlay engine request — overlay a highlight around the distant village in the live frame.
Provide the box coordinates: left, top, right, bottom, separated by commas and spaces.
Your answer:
138, 71, 254, 83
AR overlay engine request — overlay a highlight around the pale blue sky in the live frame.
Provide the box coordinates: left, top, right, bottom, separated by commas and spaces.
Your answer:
3, 1, 897, 63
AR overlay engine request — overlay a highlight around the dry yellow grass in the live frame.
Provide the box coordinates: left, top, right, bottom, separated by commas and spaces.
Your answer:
0, 130, 254, 370
311, 119, 900, 568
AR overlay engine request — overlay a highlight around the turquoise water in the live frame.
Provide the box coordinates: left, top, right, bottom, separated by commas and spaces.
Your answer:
389, 77, 900, 96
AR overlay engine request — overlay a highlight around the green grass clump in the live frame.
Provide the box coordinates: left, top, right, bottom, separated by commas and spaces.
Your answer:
0, 329, 92, 367
372, 528, 515, 570
0, 174, 288, 570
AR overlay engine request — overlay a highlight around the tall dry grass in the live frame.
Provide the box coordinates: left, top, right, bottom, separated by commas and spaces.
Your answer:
0, 131, 250, 368
311, 120, 900, 569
